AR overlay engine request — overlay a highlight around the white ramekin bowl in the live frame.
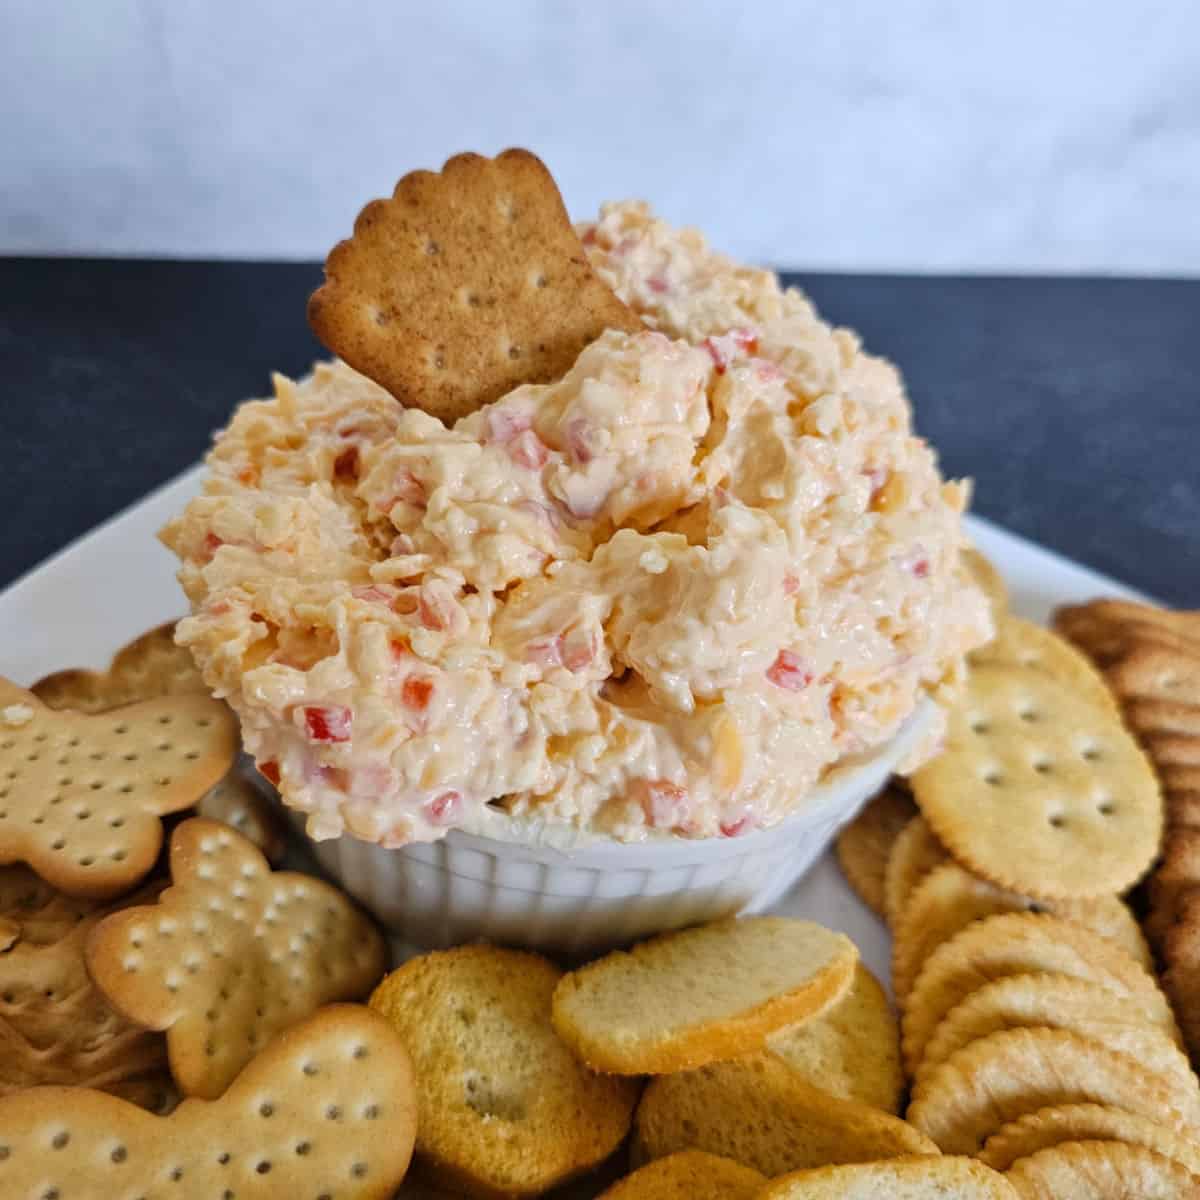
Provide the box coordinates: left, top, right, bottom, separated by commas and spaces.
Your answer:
293, 699, 937, 956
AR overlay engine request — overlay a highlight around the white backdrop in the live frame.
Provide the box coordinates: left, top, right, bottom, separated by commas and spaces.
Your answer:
5, 0, 1199, 273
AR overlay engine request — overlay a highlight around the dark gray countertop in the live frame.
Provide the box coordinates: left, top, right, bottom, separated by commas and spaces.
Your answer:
1, 260, 1196, 601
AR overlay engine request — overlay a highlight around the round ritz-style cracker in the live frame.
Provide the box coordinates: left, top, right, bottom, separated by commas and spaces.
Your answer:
980, 1103, 1200, 1174
596, 1151, 766, 1200
914, 974, 1200, 1107
969, 614, 1120, 716
901, 912, 1179, 1079
766, 962, 903, 1113
835, 784, 916, 919
85, 817, 388, 1100
906, 1027, 1199, 1156
369, 944, 639, 1199
910, 664, 1163, 900
0, 1005, 418, 1200
550, 916, 857, 1075
633, 1052, 937, 1178
1164, 890, 1200, 1065
759, 1155, 1019, 1200
891, 861, 1153, 1008
882, 814, 949, 929
1004, 1139, 1200, 1199
0, 678, 238, 900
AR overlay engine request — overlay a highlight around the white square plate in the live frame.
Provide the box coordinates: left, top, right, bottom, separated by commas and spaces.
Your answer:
0, 465, 1144, 987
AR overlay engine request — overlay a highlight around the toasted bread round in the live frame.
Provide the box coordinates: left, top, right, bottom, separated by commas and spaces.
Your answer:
552, 917, 856, 1074
597, 1151, 765, 1200
634, 1052, 936, 1177
761, 1155, 1018, 1199
767, 962, 903, 1113
370, 944, 639, 1198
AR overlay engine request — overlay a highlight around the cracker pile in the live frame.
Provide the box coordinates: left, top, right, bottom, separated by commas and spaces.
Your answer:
1056, 599, 1200, 1063
833, 560, 1200, 1194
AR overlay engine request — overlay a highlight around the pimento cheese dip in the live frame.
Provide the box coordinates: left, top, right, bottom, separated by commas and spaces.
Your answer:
162, 201, 991, 847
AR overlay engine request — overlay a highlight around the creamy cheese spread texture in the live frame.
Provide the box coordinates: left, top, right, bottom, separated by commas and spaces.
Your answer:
162, 201, 991, 846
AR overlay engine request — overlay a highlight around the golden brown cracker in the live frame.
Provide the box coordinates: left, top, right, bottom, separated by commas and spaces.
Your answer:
969, 615, 1118, 716
195, 771, 288, 865
902, 912, 1178, 1078
980, 1103, 1200, 1174
911, 665, 1162, 900
835, 785, 916, 919
1107, 645, 1200, 707
32, 621, 205, 713
308, 148, 642, 423
634, 1052, 937, 1177
1164, 890, 1200, 1064
767, 962, 903, 1113
0, 1005, 417, 1200
0, 678, 237, 898
1147, 828, 1200, 951
1168, 791, 1200, 832
906, 1027, 1197, 1155
86, 818, 387, 1099
914, 974, 1199, 1105
372, 944, 638, 1197
1004, 1139, 1200, 1198
760, 1155, 1018, 1199
883, 815, 949, 928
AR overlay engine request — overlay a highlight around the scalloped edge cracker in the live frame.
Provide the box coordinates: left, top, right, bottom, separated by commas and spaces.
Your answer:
308, 148, 642, 423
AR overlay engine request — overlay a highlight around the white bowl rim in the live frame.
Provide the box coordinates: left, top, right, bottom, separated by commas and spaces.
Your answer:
351, 698, 938, 870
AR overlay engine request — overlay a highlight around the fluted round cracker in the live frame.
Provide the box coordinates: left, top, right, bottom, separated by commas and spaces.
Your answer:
893, 863, 1152, 1010
883, 815, 949, 927
969, 615, 1118, 716
915, 974, 1200, 1105
767, 963, 902, 1113
907, 1027, 1196, 1155
911, 665, 1162, 899
902, 912, 1178, 1076
835, 785, 916, 919
1164, 890, 1200, 1065
980, 1104, 1200, 1174
1004, 1139, 1200, 1198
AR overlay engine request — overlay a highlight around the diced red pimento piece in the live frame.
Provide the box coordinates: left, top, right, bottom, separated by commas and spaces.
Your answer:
507, 429, 550, 470
702, 328, 759, 374
638, 779, 690, 829
767, 650, 814, 692
719, 813, 754, 838
783, 574, 801, 596
352, 585, 392, 604
303, 705, 352, 743
912, 558, 931, 578
426, 790, 462, 825
559, 629, 597, 672
202, 532, 224, 561
402, 676, 434, 710
647, 274, 669, 294
564, 417, 594, 464
258, 760, 281, 787
390, 636, 411, 661
333, 445, 360, 481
